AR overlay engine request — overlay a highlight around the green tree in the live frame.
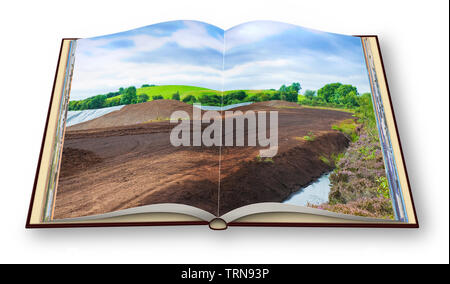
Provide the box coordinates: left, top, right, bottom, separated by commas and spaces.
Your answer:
284, 91, 298, 102
330, 84, 358, 105
270, 92, 281, 100
260, 93, 271, 101
152, 95, 164, 100
247, 95, 260, 102
303, 90, 316, 99
317, 83, 342, 103
105, 91, 119, 98
120, 86, 137, 105
89, 95, 107, 109
68, 101, 81, 110
172, 91, 180, 101
107, 96, 121, 107
137, 93, 149, 103
289, 82, 302, 93
343, 90, 358, 107
182, 95, 197, 103
80, 100, 90, 110
336, 84, 358, 98
223, 91, 247, 105
199, 94, 221, 106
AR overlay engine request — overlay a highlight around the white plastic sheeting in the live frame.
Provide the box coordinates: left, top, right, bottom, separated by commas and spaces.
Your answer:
66, 105, 125, 126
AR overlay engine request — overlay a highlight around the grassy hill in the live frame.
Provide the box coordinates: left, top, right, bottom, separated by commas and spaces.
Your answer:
104, 85, 280, 102
137, 85, 213, 99
113, 85, 277, 100
104, 85, 214, 104
99, 86, 282, 106
69, 84, 299, 111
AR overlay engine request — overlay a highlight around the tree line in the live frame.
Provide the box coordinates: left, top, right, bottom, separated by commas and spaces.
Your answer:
68, 82, 367, 111
69, 85, 169, 110
68, 83, 302, 110
175, 82, 301, 106
300, 83, 365, 109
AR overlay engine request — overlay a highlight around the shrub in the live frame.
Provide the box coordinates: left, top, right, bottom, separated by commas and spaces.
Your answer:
303, 90, 316, 98
152, 95, 163, 100
376, 176, 390, 199
182, 95, 197, 103
319, 155, 331, 166
247, 96, 260, 102
137, 93, 149, 103
172, 91, 180, 101
199, 94, 221, 106
318, 127, 395, 219
303, 131, 316, 142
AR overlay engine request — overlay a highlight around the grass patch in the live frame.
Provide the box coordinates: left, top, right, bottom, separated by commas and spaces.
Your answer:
319, 155, 331, 166
332, 119, 359, 142
143, 117, 171, 123
274, 105, 300, 109
256, 155, 274, 163
358, 145, 377, 160
105, 85, 213, 104
137, 85, 212, 100
303, 131, 316, 142
376, 176, 390, 199
331, 152, 344, 163
299, 105, 356, 113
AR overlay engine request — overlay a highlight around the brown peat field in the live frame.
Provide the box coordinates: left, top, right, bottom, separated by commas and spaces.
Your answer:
54, 100, 353, 218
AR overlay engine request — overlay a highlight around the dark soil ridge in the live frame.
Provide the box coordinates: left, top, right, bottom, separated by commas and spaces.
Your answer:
59, 147, 103, 178
218, 131, 350, 214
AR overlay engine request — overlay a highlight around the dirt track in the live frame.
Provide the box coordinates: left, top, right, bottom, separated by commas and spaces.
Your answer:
54, 101, 353, 219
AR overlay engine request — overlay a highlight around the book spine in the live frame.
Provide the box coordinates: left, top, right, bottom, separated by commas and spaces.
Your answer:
362, 37, 408, 222
42, 40, 77, 222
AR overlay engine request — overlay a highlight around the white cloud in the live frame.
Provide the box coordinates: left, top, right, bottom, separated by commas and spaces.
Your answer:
224, 59, 291, 78
224, 52, 371, 93
71, 60, 223, 99
225, 21, 293, 51
70, 21, 224, 100
70, 20, 371, 100
172, 21, 223, 52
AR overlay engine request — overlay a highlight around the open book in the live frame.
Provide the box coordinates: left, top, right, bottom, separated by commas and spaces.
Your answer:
26, 20, 418, 229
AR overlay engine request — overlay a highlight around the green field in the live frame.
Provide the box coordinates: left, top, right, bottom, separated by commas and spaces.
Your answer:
106, 85, 278, 102
104, 85, 214, 104
138, 85, 213, 99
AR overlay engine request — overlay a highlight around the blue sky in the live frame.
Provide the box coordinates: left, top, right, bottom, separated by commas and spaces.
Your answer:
70, 20, 224, 100
70, 20, 370, 100
224, 21, 370, 93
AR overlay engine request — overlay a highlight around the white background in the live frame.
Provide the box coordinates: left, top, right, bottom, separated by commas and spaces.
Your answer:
0, 0, 448, 264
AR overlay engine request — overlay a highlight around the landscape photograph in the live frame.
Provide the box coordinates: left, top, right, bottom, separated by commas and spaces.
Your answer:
53, 20, 395, 220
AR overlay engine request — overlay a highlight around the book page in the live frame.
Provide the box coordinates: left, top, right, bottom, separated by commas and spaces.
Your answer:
218, 21, 406, 221
45, 21, 410, 224
49, 21, 226, 220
